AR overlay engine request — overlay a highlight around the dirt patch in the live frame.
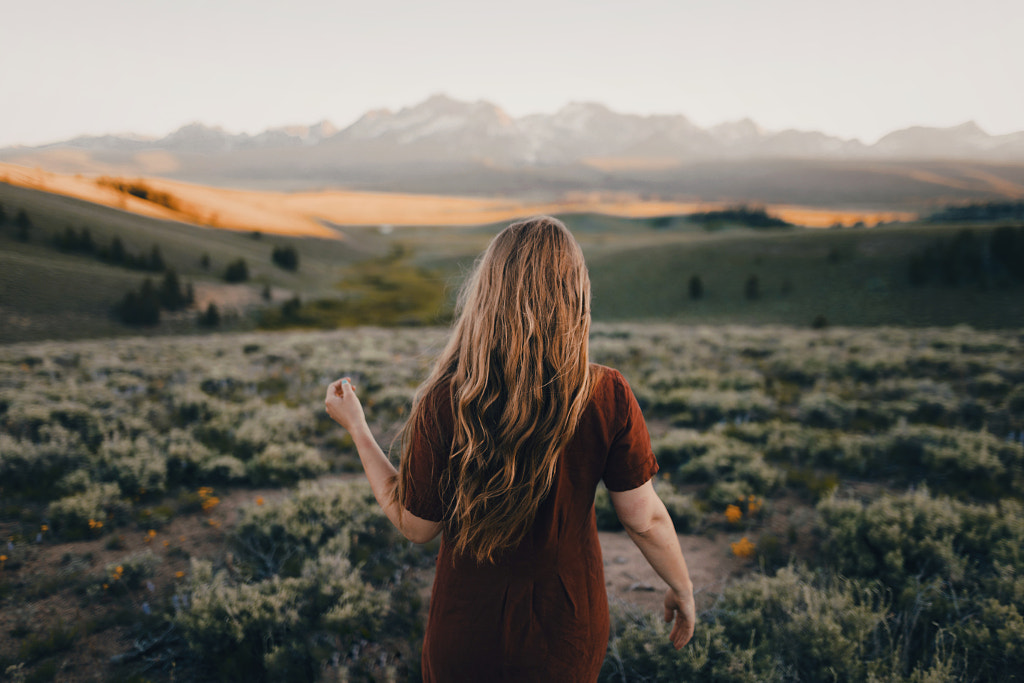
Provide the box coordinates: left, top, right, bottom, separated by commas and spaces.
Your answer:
600, 531, 749, 615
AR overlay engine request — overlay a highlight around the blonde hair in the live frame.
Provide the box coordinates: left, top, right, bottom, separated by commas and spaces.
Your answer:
396, 216, 593, 563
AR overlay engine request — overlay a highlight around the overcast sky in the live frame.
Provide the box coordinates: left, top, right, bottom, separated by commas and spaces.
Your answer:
1, 0, 1021, 148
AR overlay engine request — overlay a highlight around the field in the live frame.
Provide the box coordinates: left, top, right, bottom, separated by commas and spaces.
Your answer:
1, 323, 1022, 681
0, 162, 914, 236
3, 180, 1022, 346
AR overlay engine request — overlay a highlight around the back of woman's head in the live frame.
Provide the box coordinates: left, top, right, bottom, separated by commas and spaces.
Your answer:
399, 216, 593, 563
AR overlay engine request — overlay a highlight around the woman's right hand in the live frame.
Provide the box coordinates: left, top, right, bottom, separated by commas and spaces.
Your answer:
324, 377, 367, 433
663, 587, 696, 649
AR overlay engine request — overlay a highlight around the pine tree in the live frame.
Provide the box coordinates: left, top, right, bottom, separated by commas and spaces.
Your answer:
744, 274, 760, 300
159, 269, 185, 311
110, 236, 126, 264
149, 245, 165, 272
688, 275, 703, 300
14, 210, 31, 241
199, 302, 220, 327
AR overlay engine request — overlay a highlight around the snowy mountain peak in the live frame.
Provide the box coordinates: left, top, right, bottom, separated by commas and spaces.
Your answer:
4, 95, 1022, 164
710, 118, 764, 144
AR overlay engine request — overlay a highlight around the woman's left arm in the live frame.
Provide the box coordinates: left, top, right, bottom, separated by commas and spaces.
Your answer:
324, 377, 443, 544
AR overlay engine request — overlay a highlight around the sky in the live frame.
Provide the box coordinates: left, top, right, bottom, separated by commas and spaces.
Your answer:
1, 0, 1021, 148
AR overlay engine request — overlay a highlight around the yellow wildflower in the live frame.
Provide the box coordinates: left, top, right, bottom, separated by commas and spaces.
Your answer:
725, 504, 743, 524
175, 571, 185, 579
256, 497, 264, 506
731, 537, 756, 559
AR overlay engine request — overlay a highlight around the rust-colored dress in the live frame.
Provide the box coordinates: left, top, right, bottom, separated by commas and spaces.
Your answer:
403, 365, 659, 682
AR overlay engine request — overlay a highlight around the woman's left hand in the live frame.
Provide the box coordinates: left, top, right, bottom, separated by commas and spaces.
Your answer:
325, 377, 367, 433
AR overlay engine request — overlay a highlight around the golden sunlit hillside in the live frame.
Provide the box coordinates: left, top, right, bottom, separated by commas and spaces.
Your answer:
0, 162, 915, 236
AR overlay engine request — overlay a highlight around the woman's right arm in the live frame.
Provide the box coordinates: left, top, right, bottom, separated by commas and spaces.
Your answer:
609, 480, 696, 649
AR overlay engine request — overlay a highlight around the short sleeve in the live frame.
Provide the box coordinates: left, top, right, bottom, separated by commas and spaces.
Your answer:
401, 385, 452, 522
602, 370, 659, 492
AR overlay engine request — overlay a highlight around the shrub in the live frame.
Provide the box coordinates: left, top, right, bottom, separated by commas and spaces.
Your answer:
0, 430, 90, 500
817, 489, 1024, 681
48, 483, 131, 537
199, 455, 248, 483
96, 435, 168, 498
818, 489, 1024, 596
245, 444, 328, 486
105, 550, 160, 589
602, 568, 928, 683
225, 258, 249, 283
175, 480, 422, 681
675, 439, 783, 505
175, 555, 388, 682
271, 246, 299, 271
231, 481, 397, 580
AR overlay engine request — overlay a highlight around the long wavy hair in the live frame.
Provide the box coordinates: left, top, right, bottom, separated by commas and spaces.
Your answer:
395, 216, 594, 563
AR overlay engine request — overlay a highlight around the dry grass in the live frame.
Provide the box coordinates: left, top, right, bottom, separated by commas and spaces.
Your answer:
0, 161, 917, 239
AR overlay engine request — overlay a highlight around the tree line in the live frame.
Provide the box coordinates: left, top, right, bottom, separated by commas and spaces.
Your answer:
927, 200, 1024, 224
908, 226, 1024, 287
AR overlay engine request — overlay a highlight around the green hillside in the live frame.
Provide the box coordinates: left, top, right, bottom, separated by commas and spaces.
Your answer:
403, 213, 1024, 330
584, 221, 1024, 328
0, 183, 388, 342
2, 181, 1023, 343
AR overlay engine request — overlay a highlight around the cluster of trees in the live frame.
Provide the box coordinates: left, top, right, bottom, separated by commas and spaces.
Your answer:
42, 221, 168, 273
114, 269, 194, 326
1, 203, 302, 333
0, 202, 34, 241
928, 200, 1024, 223
100, 238, 166, 272
908, 226, 1024, 286
97, 177, 180, 212
687, 205, 792, 229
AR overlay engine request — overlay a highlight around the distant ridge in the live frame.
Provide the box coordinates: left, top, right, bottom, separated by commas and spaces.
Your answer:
3, 94, 1024, 205
6, 94, 1024, 163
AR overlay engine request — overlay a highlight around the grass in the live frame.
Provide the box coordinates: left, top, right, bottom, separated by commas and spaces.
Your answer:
2, 180, 1023, 345
586, 221, 1024, 328
0, 182, 385, 342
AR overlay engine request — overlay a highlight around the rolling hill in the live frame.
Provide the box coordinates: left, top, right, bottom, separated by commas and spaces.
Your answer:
2, 176, 1022, 345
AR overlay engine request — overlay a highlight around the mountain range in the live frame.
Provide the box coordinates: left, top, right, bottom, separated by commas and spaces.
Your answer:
3, 95, 1024, 206
8, 94, 1024, 163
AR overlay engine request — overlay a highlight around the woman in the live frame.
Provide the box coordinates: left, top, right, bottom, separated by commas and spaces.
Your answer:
325, 216, 695, 681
